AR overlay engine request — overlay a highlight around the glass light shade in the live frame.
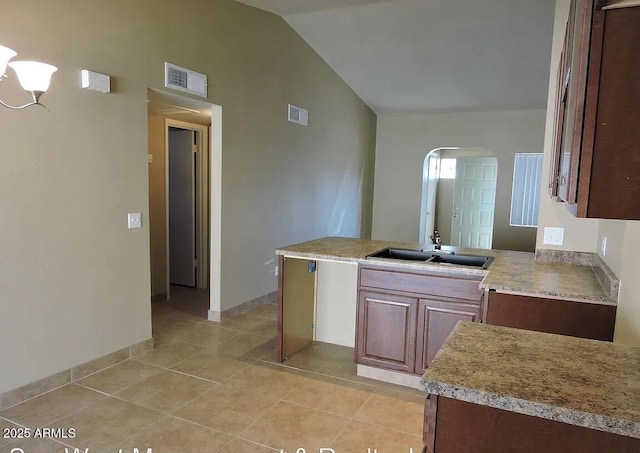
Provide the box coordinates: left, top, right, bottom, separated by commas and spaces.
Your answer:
8, 61, 57, 92
0, 45, 17, 77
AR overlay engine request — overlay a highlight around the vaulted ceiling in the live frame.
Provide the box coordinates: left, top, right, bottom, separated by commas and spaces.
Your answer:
236, 0, 556, 114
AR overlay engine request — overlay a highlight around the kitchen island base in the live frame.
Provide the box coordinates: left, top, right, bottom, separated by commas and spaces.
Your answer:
423, 395, 640, 453
357, 364, 421, 389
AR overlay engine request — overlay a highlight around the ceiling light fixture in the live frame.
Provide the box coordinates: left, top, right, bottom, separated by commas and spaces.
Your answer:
0, 44, 57, 110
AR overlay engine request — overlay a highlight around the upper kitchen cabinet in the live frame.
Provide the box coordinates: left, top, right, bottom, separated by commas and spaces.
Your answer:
550, 0, 640, 219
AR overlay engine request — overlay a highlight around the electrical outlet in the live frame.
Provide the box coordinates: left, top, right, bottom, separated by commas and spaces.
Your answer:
274, 266, 278, 277
601, 236, 607, 256
543, 227, 564, 246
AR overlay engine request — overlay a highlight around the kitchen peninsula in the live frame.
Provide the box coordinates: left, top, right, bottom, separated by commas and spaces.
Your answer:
275, 237, 618, 385
420, 321, 640, 452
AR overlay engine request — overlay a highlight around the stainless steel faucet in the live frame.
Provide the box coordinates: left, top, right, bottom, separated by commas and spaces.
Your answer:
430, 230, 442, 250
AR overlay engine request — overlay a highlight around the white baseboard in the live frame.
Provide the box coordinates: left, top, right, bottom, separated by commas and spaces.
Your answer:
357, 364, 422, 390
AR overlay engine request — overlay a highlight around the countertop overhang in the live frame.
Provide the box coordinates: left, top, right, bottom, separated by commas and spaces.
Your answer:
276, 237, 617, 304
420, 322, 640, 439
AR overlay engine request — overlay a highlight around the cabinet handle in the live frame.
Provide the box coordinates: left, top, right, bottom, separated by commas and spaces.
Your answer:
560, 176, 566, 185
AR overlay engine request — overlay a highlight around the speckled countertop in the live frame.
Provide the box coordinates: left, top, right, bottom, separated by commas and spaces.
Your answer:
276, 237, 616, 304
420, 322, 640, 438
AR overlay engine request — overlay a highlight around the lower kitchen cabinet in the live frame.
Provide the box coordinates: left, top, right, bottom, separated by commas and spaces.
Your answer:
356, 290, 417, 373
485, 290, 616, 341
423, 395, 639, 453
416, 299, 480, 374
356, 264, 483, 375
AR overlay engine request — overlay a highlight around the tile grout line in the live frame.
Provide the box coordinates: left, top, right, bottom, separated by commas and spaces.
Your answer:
1, 387, 115, 444
217, 436, 280, 452
350, 418, 426, 439
230, 363, 311, 448
233, 393, 287, 447
6, 303, 422, 451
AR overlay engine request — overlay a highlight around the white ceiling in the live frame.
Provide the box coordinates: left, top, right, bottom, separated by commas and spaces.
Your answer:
236, 0, 556, 114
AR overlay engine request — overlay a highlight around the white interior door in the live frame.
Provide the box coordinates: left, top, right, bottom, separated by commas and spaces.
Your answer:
169, 128, 196, 287
451, 157, 498, 249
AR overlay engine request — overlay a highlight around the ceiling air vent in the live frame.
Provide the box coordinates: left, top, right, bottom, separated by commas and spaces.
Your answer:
164, 62, 207, 98
288, 104, 309, 126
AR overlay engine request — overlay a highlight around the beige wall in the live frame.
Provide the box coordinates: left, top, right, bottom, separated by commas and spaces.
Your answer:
372, 110, 545, 251
597, 220, 640, 346
602, 221, 640, 345
0, 0, 376, 393
148, 114, 167, 297
218, 9, 377, 311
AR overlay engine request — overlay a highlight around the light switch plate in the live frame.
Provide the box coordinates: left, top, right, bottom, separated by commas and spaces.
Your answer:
543, 227, 565, 246
601, 236, 607, 256
128, 213, 142, 229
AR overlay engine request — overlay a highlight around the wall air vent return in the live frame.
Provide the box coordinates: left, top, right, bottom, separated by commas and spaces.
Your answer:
288, 104, 309, 126
164, 62, 208, 98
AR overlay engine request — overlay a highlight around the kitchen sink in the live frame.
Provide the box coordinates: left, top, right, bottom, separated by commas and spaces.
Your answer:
427, 253, 493, 268
367, 248, 434, 261
367, 248, 494, 269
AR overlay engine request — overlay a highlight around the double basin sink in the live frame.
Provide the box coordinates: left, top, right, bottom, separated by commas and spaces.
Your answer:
367, 248, 494, 269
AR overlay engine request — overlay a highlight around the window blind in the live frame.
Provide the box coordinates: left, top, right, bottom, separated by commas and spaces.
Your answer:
510, 153, 543, 227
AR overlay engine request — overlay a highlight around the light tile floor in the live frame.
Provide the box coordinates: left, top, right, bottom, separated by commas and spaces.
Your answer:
0, 288, 425, 453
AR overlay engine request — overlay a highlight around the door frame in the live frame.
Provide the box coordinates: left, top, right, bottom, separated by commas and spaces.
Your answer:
165, 118, 210, 297
419, 149, 441, 244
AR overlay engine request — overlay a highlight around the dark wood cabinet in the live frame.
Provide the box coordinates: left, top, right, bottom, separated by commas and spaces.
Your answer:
423, 395, 640, 453
550, 1, 640, 219
356, 290, 417, 373
555, 0, 593, 203
485, 290, 616, 341
356, 264, 483, 375
416, 299, 480, 374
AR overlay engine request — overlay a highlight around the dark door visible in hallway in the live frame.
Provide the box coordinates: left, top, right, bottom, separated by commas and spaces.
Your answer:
169, 127, 196, 287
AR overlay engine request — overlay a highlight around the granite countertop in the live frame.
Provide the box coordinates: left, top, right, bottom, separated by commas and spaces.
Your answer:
420, 322, 640, 439
276, 237, 616, 304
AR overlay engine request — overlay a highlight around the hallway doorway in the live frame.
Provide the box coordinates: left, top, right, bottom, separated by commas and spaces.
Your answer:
147, 90, 212, 302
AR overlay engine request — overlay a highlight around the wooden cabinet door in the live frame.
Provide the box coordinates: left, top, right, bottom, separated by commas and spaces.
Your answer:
416, 299, 480, 374
557, 0, 594, 203
549, 27, 570, 198
356, 290, 417, 373
577, 5, 640, 219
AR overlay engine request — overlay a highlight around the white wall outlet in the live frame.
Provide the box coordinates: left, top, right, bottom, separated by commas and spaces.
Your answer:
274, 266, 278, 277
601, 236, 607, 256
127, 212, 142, 229
543, 227, 565, 246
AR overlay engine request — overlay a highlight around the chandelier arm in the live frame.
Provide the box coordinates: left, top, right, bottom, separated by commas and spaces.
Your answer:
0, 99, 46, 110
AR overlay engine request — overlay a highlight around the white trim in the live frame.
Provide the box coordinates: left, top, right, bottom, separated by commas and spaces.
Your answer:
356, 364, 421, 389
209, 105, 223, 316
